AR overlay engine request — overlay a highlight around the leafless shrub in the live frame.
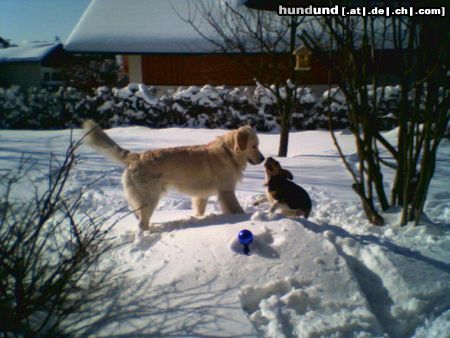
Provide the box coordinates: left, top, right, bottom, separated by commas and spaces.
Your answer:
0, 134, 121, 336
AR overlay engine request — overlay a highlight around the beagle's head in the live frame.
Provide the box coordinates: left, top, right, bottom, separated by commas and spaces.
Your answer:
264, 157, 293, 180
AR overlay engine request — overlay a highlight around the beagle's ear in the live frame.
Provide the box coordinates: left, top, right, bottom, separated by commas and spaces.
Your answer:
281, 169, 294, 180
235, 128, 249, 152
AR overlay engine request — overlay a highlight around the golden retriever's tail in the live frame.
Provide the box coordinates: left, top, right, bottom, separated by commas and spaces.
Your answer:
83, 120, 138, 165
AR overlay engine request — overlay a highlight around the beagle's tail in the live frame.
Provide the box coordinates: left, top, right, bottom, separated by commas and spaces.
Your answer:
83, 120, 138, 165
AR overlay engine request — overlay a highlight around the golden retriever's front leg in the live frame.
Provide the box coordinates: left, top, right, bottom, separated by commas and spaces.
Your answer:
193, 197, 208, 217
136, 201, 158, 231
218, 191, 244, 214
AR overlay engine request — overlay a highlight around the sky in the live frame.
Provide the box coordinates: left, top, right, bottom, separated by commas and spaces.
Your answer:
0, 0, 91, 45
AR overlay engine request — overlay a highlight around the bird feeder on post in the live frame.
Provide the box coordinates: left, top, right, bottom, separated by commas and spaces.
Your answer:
293, 46, 312, 71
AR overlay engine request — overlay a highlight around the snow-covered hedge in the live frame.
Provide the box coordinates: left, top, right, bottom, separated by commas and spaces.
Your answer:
0, 84, 401, 131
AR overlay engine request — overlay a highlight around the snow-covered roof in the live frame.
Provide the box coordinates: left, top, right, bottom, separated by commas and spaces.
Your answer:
65, 0, 226, 54
65, 0, 405, 55
0, 42, 61, 63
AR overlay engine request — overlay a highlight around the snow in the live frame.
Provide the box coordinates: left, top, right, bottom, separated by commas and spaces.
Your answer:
1, 127, 449, 337
65, 0, 220, 53
65, 1, 408, 54
0, 42, 61, 63
65, 0, 293, 54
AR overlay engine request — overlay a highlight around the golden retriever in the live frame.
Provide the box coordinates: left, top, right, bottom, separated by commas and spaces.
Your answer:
83, 120, 264, 231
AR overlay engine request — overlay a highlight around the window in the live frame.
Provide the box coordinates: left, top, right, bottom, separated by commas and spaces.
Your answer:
51, 72, 61, 81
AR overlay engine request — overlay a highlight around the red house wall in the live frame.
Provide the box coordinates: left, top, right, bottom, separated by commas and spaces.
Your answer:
139, 54, 331, 86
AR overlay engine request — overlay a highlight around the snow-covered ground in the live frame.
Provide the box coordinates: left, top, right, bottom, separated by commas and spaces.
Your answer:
1, 127, 449, 337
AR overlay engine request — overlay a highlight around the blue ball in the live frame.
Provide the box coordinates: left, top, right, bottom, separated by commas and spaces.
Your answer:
238, 229, 254, 245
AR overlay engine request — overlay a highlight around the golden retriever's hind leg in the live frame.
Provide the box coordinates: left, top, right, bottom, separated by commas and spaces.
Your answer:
193, 197, 208, 217
218, 191, 244, 214
122, 171, 161, 231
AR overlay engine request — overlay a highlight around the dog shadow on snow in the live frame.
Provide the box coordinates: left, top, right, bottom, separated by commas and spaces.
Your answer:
126, 213, 251, 253
74, 215, 281, 337
151, 213, 251, 233
129, 205, 450, 272
128, 211, 280, 259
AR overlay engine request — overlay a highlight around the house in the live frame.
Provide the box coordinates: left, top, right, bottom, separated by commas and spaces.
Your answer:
0, 37, 17, 49
64, 0, 333, 87
0, 42, 66, 88
65, 0, 404, 88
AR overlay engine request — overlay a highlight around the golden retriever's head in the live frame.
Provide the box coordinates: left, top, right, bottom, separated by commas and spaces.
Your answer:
264, 157, 293, 179
233, 126, 265, 165
221, 126, 264, 165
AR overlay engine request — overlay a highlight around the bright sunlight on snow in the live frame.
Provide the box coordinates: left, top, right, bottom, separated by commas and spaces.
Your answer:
1, 127, 449, 337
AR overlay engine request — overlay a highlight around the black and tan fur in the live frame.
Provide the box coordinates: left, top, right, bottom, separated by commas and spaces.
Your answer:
256, 157, 312, 218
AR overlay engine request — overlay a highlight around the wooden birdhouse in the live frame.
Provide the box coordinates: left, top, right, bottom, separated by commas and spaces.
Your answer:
293, 46, 312, 71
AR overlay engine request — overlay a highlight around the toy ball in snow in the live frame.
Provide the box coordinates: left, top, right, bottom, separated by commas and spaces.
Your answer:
238, 229, 254, 255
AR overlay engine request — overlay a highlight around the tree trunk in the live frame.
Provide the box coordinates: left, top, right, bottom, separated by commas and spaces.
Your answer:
278, 118, 290, 157
277, 16, 298, 158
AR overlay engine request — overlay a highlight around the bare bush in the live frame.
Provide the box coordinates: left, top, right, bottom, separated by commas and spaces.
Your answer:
0, 134, 119, 336
301, 8, 448, 225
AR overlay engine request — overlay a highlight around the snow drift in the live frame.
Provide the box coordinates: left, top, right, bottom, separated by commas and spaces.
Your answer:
0, 127, 448, 337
